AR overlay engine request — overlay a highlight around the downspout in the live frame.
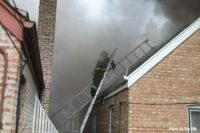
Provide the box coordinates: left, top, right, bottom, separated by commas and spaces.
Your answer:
0, 48, 8, 129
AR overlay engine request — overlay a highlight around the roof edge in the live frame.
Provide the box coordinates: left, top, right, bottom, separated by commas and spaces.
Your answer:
125, 17, 200, 88
96, 83, 128, 104
0, 0, 34, 41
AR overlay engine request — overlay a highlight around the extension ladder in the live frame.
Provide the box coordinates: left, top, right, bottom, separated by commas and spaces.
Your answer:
80, 48, 117, 133
51, 39, 155, 132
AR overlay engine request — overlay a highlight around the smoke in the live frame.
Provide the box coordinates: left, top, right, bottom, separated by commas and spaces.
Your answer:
142, 0, 200, 46
50, 0, 200, 116
10, 0, 200, 116
155, 0, 200, 25
50, 0, 160, 114
8, 0, 200, 129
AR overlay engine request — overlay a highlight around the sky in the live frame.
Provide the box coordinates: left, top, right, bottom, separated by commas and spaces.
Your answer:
8, 0, 39, 22
10, 0, 200, 116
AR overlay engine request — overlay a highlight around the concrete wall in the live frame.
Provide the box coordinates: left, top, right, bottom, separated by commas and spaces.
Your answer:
128, 29, 200, 133
38, 0, 57, 112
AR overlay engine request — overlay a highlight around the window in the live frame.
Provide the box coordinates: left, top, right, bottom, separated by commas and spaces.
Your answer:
189, 107, 200, 133
91, 115, 96, 133
109, 106, 115, 133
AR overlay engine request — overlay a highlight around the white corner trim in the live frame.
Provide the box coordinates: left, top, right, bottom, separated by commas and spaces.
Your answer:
126, 17, 200, 88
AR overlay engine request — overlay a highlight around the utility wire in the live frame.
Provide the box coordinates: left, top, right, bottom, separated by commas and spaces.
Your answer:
11, 0, 24, 27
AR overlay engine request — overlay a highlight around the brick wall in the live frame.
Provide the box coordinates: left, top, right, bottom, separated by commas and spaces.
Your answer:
90, 90, 128, 133
0, 51, 6, 129
38, 0, 57, 112
0, 24, 21, 133
17, 65, 38, 133
128, 29, 200, 133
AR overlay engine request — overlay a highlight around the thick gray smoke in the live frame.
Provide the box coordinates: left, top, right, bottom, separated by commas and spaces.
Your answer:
156, 0, 200, 25
154, 0, 200, 41
10, 0, 200, 116
7, 0, 200, 128
50, 0, 162, 115
50, 0, 200, 116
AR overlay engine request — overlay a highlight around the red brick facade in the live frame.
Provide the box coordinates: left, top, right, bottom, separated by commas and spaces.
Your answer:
92, 29, 200, 133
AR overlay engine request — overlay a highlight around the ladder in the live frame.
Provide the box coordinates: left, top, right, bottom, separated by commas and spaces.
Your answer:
51, 39, 155, 132
79, 48, 117, 133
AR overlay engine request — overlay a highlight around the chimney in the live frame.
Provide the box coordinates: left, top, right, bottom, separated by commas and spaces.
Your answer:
38, 0, 57, 113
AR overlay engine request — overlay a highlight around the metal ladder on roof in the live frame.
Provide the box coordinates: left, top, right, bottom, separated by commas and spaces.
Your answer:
51, 39, 154, 132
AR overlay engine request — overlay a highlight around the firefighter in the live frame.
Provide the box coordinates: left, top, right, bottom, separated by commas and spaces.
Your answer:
91, 51, 115, 97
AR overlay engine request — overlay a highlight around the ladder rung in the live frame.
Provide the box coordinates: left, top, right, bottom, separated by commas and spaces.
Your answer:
139, 46, 146, 54
125, 57, 134, 65
132, 52, 140, 59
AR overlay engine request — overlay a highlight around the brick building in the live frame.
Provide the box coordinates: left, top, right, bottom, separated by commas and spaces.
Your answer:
87, 18, 200, 133
0, 1, 58, 133
38, 0, 57, 112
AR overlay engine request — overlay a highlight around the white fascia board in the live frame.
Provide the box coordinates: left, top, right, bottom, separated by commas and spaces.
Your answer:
96, 83, 128, 104
103, 83, 128, 100
125, 17, 200, 88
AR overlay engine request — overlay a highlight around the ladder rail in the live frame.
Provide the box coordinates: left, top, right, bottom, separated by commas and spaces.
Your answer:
51, 86, 91, 118
113, 39, 150, 66
52, 39, 154, 131
80, 48, 117, 133
62, 96, 91, 123
51, 39, 150, 120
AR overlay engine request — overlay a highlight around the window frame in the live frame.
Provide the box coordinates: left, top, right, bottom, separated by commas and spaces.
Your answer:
91, 114, 96, 133
109, 105, 115, 133
188, 106, 200, 133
